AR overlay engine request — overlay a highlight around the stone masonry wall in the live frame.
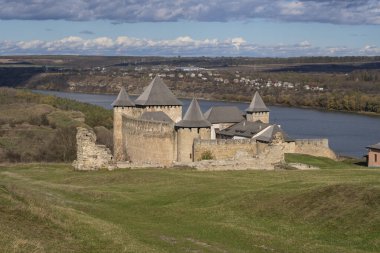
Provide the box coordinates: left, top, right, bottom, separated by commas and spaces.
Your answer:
246, 112, 269, 123
123, 115, 176, 166
140, 105, 182, 123
73, 127, 113, 170
113, 107, 135, 161
193, 139, 258, 161
191, 141, 295, 171
294, 139, 336, 160
177, 128, 211, 163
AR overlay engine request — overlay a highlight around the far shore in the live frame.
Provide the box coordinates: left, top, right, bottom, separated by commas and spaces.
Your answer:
29, 88, 380, 118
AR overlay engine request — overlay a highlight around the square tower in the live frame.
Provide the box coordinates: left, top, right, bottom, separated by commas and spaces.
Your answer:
245, 91, 270, 123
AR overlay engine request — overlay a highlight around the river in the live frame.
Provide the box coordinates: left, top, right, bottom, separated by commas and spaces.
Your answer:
33, 90, 380, 158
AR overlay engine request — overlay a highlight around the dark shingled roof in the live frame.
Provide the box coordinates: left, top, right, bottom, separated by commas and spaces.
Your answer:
204, 106, 244, 124
367, 142, 380, 150
135, 76, 182, 106
112, 87, 135, 107
217, 120, 270, 138
253, 125, 293, 142
176, 98, 211, 128
139, 111, 173, 123
246, 91, 269, 113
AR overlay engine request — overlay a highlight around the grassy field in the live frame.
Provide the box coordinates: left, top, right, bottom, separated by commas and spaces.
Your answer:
0, 155, 379, 253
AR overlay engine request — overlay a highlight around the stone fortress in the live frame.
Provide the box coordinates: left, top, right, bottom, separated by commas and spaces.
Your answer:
74, 76, 336, 170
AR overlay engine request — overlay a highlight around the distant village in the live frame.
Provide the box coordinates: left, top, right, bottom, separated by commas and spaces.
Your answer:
69, 65, 327, 93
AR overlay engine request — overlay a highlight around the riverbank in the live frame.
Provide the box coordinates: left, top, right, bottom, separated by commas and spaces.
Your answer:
31, 88, 380, 158
29, 88, 380, 117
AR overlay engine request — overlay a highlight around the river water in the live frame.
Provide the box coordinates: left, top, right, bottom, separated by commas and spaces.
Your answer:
33, 90, 380, 158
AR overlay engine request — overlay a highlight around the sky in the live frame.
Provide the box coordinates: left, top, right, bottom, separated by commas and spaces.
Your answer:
0, 0, 379, 57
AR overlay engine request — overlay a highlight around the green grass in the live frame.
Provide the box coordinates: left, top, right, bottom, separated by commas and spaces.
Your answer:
0, 155, 379, 252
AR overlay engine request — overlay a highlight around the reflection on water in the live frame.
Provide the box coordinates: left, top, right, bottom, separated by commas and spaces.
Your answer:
33, 90, 380, 158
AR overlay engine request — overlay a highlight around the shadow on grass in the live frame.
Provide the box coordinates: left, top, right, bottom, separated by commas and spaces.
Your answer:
354, 161, 368, 167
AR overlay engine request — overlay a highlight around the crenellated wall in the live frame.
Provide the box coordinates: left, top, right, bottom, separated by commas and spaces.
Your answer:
122, 115, 177, 166
113, 105, 336, 168
138, 105, 182, 123
114, 105, 182, 162
246, 112, 269, 123
294, 139, 336, 159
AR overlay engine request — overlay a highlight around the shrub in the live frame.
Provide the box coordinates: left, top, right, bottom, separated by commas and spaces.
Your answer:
200, 150, 214, 160
94, 126, 113, 152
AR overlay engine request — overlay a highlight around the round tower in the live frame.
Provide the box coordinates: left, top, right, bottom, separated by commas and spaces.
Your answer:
245, 91, 270, 123
112, 87, 135, 161
175, 98, 211, 163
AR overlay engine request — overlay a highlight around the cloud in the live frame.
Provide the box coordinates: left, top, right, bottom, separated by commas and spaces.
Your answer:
360, 45, 380, 54
80, 30, 95, 35
0, 35, 378, 57
0, 0, 379, 25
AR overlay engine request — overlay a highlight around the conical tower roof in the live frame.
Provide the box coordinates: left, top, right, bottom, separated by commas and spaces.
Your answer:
253, 124, 292, 143
135, 76, 182, 106
176, 98, 211, 128
112, 86, 135, 107
246, 91, 269, 112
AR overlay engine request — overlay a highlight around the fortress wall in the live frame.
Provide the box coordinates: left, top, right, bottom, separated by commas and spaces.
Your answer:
73, 127, 113, 170
294, 139, 336, 159
193, 141, 296, 171
177, 128, 210, 163
257, 141, 270, 154
123, 116, 176, 166
113, 107, 135, 161
254, 142, 295, 168
142, 105, 182, 123
193, 139, 257, 161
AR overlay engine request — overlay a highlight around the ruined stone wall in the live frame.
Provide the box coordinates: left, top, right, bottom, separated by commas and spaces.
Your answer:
141, 105, 182, 123
192, 140, 295, 170
246, 112, 269, 123
193, 139, 258, 161
177, 128, 211, 163
73, 127, 113, 170
294, 139, 336, 159
257, 141, 295, 163
123, 116, 176, 166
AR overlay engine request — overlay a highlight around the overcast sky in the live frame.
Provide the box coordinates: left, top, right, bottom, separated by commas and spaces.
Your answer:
0, 0, 379, 57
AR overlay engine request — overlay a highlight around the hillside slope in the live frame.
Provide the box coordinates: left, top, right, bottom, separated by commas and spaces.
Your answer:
0, 88, 113, 162
0, 156, 379, 252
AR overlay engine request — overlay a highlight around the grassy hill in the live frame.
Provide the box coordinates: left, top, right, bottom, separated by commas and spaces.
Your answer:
1, 155, 379, 252
0, 88, 113, 162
